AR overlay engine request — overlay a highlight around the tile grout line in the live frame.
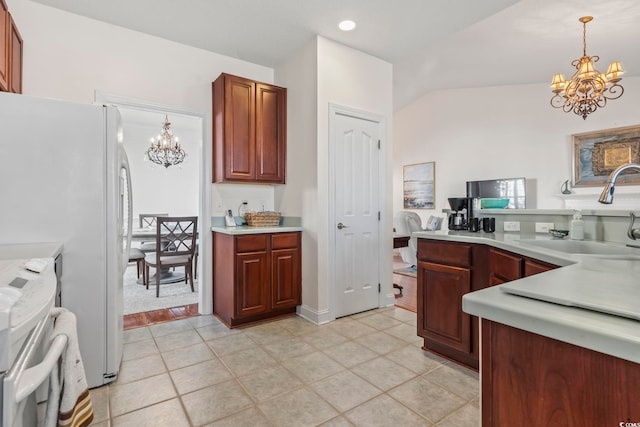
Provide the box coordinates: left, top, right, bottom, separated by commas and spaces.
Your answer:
108, 308, 478, 426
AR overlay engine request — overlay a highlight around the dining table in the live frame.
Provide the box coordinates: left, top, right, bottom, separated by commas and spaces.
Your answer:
129, 226, 196, 285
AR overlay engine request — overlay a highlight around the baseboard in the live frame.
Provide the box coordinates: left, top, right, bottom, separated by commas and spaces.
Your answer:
382, 291, 396, 308
296, 304, 332, 325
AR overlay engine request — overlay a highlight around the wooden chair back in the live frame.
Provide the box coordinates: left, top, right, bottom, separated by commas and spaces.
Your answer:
139, 213, 169, 228
155, 216, 198, 258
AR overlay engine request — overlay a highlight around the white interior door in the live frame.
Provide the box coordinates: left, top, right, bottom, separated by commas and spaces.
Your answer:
333, 109, 381, 318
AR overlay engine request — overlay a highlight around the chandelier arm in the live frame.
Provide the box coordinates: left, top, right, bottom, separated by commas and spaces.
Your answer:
594, 95, 607, 109
550, 94, 567, 109
561, 98, 574, 114
605, 83, 624, 100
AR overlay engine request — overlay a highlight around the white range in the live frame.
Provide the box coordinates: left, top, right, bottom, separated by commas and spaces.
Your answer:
1, 257, 57, 427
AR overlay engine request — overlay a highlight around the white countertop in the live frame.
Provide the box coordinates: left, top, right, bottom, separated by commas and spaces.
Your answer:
413, 230, 640, 364
211, 225, 303, 235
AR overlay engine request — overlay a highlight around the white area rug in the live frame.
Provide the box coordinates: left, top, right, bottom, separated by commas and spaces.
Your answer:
123, 263, 198, 315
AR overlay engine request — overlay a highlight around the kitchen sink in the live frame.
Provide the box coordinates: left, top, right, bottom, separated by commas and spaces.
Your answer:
516, 239, 640, 256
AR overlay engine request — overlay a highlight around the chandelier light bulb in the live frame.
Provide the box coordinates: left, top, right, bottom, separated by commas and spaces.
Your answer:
549, 16, 624, 120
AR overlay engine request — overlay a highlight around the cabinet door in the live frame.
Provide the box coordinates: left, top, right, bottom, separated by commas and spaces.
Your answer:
271, 248, 300, 309
418, 261, 472, 353
482, 320, 640, 426
8, 13, 21, 94
224, 75, 255, 180
235, 251, 269, 318
0, 0, 8, 92
255, 83, 286, 183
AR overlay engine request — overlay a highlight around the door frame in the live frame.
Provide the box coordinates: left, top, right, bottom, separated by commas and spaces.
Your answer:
328, 103, 393, 321
95, 91, 212, 314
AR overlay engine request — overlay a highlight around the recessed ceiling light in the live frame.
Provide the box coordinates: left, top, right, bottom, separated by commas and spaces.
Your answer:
338, 20, 356, 31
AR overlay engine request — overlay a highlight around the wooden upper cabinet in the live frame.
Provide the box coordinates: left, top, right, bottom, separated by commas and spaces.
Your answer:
8, 13, 21, 94
255, 83, 286, 182
212, 73, 286, 183
0, 0, 9, 92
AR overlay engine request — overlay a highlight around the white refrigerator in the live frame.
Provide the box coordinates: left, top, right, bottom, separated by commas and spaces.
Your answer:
0, 92, 132, 388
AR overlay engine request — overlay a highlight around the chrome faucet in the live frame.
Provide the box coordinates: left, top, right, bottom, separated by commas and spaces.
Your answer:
598, 163, 640, 204
598, 163, 640, 240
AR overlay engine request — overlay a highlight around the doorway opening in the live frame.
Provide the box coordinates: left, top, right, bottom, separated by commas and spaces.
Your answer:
96, 93, 206, 328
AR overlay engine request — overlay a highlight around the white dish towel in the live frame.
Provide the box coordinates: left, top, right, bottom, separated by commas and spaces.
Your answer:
44, 308, 94, 427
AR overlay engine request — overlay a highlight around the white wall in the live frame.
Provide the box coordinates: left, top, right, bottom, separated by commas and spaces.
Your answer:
274, 38, 319, 310
394, 78, 640, 224
121, 114, 200, 220
8, 0, 273, 108
316, 37, 393, 321
275, 36, 393, 323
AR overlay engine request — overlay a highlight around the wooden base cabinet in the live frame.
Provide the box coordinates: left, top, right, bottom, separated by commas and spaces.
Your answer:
417, 239, 487, 370
482, 320, 640, 426
417, 239, 558, 370
213, 231, 301, 327
489, 247, 557, 285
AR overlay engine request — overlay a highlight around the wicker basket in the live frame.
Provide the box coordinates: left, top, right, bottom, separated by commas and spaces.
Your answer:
245, 212, 282, 227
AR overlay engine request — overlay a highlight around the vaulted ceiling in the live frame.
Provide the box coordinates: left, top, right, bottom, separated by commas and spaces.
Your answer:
32, 0, 640, 111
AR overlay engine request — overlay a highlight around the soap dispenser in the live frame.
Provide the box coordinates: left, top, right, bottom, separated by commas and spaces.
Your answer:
570, 210, 584, 240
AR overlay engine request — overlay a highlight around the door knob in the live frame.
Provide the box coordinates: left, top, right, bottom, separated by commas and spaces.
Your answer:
337, 222, 349, 229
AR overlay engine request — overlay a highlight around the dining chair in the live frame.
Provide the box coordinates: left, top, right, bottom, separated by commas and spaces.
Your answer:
139, 213, 169, 229
128, 247, 145, 280
138, 213, 169, 253
143, 216, 198, 297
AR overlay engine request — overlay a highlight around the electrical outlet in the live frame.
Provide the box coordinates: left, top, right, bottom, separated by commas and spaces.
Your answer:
535, 222, 555, 233
503, 221, 520, 232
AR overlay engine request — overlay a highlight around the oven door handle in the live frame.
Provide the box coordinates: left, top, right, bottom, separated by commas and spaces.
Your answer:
14, 334, 67, 404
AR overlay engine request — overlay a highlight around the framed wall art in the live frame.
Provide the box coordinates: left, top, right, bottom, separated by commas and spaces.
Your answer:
403, 162, 435, 209
572, 125, 640, 187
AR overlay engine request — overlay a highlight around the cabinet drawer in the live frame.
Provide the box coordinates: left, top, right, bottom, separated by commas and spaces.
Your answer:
418, 239, 471, 267
489, 248, 522, 281
524, 259, 556, 277
271, 232, 299, 250
236, 235, 268, 253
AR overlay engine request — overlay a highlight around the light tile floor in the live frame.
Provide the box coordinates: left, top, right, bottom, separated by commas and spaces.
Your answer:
88, 307, 479, 426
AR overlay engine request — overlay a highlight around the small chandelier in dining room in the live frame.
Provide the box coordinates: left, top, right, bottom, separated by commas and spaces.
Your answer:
550, 16, 624, 120
145, 115, 186, 168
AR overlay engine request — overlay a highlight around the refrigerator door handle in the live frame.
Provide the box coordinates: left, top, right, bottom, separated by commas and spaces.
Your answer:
120, 145, 133, 276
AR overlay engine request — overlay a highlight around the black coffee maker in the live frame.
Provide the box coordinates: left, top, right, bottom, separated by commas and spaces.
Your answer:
448, 197, 474, 230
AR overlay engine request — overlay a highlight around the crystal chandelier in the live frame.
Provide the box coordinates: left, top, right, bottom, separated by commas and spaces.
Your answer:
550, 16, 624, 120
145, 115, 186, 168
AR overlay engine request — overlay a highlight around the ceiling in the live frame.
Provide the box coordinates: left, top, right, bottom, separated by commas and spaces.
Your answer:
32, 0, 640, 111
